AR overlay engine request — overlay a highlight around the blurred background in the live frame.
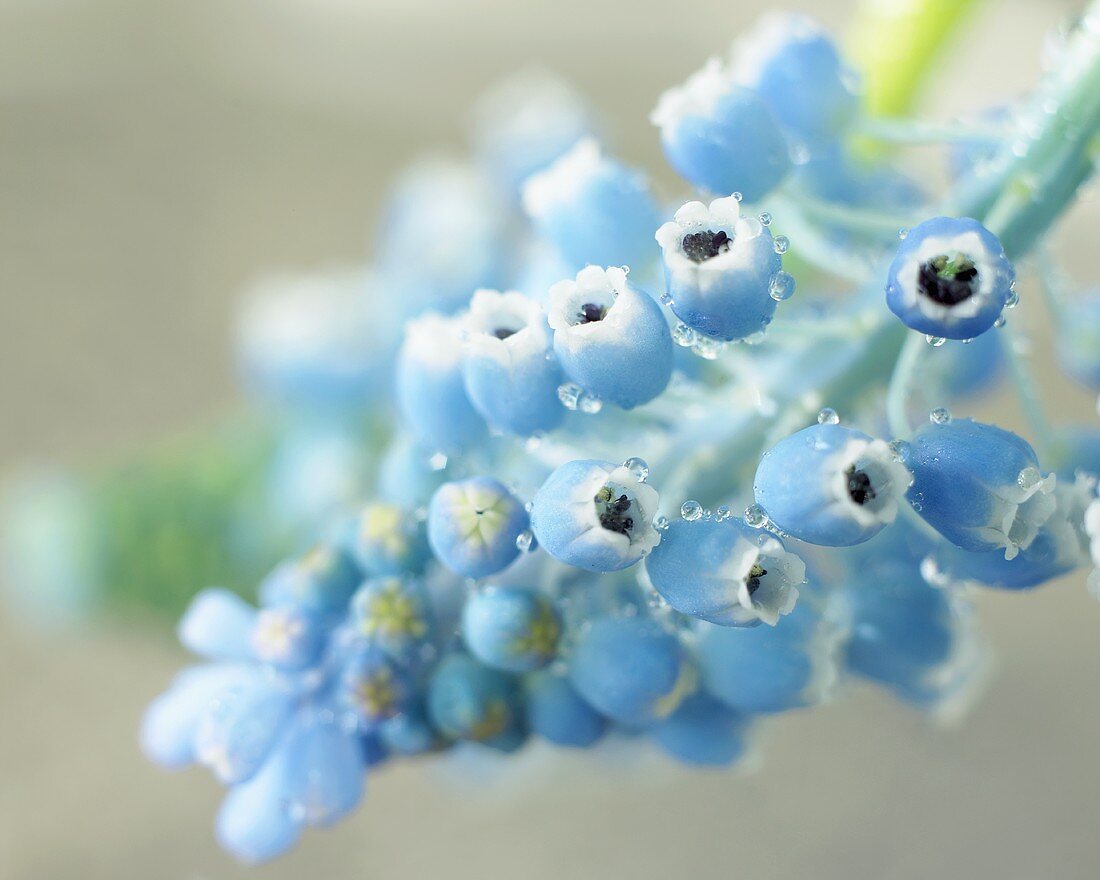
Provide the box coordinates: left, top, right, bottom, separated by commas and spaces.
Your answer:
2, 0, 1099, 877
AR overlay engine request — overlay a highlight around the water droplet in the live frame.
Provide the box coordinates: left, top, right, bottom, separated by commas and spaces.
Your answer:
1005, 289, 1020, 308
898, 228, 910, 240
930, 407, 952, 425
715, 505, 732, 521
1017, 466, 1042, 491
962, 338, 973, 345
623, 457, 650, 482
680, 500, 703, 521
773, 235, 790, 255
428, 452, 448, 471
732, 192, 743, 202
768, 271, 796, 302
673, 323, 697, 347
692, 335, 725, 359
743, 328, 768, 345
557, 382, 581, 410
817, 407, 840, 425
515, 530, 534, 552
653, 515, 670, 531
744, 504, 768, 528
578, 392, 603, 414
925, 335, 946, 347
888, 439, 911, 461
524, 500, 534, 513
758, 212, 773, 226
659, 291, 673, 305
994, 315, 1007, 328
701, 509, 713, 520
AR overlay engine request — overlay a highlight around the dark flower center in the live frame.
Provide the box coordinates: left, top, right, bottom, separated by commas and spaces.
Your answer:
917, 253, 979, 306
846, 466, 876, 506
682, 229, 731, 263
595, 485, 634, 535
493, 326, 519, 340
745, 563, 768, 597
577, 303, 608, 324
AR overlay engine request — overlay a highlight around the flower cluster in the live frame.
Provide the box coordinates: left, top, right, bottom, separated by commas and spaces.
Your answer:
143, 7, 1100, 863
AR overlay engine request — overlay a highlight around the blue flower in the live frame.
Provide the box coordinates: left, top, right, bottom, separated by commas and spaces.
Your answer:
655, 196, 786, 341
375, 434, 451, 507
645, 516, 804, 626
338, 647, 414, 726
461, 289, 565, 436
375, 159, 510, 313
886, 217, 1016, 340
350, 576, 434, 663
531, 459, 661, 572
426, 653, 523, 744
547, 266, 673, 409
428, 477, 529, 578
177, 588, 258, 661
696, 600, 837, 714
729, 13, 858, 146
1056, 292, 1100, 390
470, 70, 593, 196
344, 502, 431, 578
930, 476, 1092, 590
258, 545, 361, 618
378, 700, 447, 756
649, 692, 751, 767
522, 138, 662, 272
249, 605, 326, 671
754, 423, 912, 546
461, 586, 561, 672
396, 313, 487, 454
523, 669, 607, 747
904, 418, 1057, 559
237, 269, 396, 407
568, 616, 695, 726
651, 58, 790, 202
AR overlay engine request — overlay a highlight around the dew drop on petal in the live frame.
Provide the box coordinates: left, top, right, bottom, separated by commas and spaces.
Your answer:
817, 407, 840, 425
758, 212, 773, 226
516, 530, 534, 552
1017, 466, 1043, 491
557, 382, 581, 410
623, 457, 650, 482
1005, 289, 1020, 308
769, 271, 796, 301
744, 503, 768, 528
653, 515, 670, 531
888, 439, 911, 461
680, 500, 703, 521
715, 505, 732, 521
659, 291, 673, 305
578, 392, 603, 414
994, 315, 1007, 328
673, 323, 698, 347
930, 407, 952, 425
773, 235, 790, 255
925, 335, 947, 347
898, 228, 910, 240
428, 452, 449, 471
732, 192, 743, 202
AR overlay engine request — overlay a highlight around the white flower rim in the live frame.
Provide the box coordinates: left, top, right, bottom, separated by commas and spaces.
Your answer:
547, 265, 629, 332
655, 196, 768, 276
650, 57, 738, 130
721, 531, 804, 626
826, 437, 913, 529
894, 230, 1002, 325
463, 289, 552, 365
566, 463, 661, 558
521, 137, 604, 218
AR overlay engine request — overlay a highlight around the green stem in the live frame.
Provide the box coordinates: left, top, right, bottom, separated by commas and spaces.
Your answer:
855, 116, 1005, 146
886, 331, 927, 439
999, 322, 1058, 459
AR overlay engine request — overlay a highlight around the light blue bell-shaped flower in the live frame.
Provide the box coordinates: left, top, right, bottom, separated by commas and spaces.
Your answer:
523, 669, 607, 748
428, 477, 529, 579
650, 692, 751, 767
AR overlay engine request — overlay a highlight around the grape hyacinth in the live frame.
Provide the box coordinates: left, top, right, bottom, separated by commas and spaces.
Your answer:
142, 7, 1100, 863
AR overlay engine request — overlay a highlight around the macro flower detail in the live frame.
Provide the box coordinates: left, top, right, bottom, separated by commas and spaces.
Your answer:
530, 459, 660, 572
886, 217, 1016, 340
651, 57, 790, 202
461, 288, 565, 436
730, 12, 859, 145
547, 266, 673, 409
754, 423, 913, 546
345, 502, 431, 578
396, 313, 487, 454
655, 195, 787, 341
122, 5, 1100, 865
522, 138, 662, 273
903, 418, 1057, 559
427, 477, 529, 579
645, 516, 804, 626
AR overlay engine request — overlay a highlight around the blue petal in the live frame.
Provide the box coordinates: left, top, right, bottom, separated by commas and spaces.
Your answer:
177, 589, 257, 661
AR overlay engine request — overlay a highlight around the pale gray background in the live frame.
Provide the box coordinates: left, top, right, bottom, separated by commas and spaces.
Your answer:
2, 1, 1099, 878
